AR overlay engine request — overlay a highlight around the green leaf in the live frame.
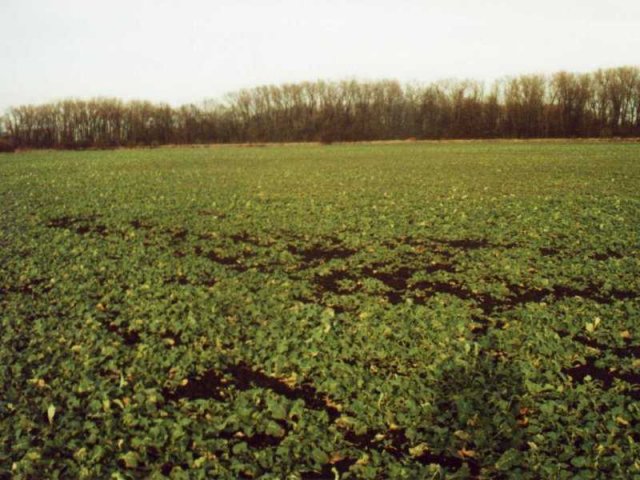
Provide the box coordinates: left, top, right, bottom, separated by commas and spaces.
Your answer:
120, 451, 139, 469
265, 421, 285, 438
267, 398, 287, 420
495, 449, 521, 471
232, 442, 248, 455
571, 456, 589, 468
312, 448, 329, 465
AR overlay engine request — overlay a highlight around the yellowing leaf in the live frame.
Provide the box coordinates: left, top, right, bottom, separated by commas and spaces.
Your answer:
616, 416, 630, 426
409, 443, 429, 457
458, 448, 476, 458
47, 404, 56, 425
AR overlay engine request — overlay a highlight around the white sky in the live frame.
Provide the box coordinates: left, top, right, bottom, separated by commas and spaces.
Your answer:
1, 0, 639, 112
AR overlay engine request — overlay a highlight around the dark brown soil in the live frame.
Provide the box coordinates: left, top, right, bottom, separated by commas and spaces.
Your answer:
563, 357, 640, 399
288, 242, 356, 264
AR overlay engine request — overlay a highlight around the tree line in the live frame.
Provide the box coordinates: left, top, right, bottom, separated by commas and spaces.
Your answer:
2, 66, 639, 149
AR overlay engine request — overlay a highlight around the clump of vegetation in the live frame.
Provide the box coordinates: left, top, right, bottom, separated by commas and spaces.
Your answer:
1, 142, 639, 478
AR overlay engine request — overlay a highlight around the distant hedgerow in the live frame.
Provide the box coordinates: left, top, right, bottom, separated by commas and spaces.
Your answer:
0, 138, 15, 153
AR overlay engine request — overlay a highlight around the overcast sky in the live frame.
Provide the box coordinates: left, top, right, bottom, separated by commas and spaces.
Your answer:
1, 0, 639, 112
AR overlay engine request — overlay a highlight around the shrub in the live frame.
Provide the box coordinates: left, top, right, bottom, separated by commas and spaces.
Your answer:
318, 130, 337, 145
0, 138, 15, 153
599, 127, 613, 138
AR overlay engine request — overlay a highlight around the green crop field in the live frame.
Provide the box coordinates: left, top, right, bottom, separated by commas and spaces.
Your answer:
1, 141, 639, 479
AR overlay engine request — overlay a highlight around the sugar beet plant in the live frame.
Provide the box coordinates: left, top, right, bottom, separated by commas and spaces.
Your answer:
1, 141, 639, 479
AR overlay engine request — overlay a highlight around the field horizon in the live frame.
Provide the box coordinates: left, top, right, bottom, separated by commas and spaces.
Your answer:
5, 136, 640, 154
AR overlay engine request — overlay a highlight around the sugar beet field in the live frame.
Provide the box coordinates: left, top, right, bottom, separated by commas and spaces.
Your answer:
1, 141, 639, 479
